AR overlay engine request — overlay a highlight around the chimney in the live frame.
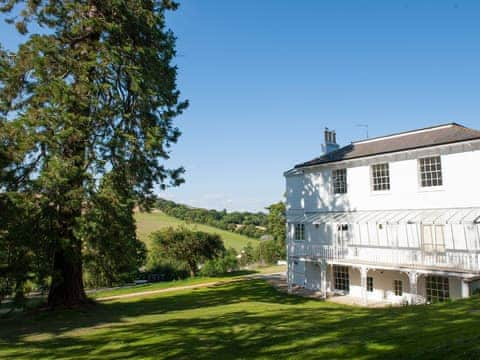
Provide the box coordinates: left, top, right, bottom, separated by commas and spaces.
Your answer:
322, 127, 340, 154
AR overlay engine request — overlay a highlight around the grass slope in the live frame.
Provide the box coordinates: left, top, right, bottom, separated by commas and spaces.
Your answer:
2, 280, 480, 359
135, 211, 258, 251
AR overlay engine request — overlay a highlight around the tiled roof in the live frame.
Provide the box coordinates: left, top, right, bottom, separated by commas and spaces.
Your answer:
295, 123, 480, 168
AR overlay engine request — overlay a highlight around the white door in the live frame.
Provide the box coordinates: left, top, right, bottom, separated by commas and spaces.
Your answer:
292, 260, 306, 286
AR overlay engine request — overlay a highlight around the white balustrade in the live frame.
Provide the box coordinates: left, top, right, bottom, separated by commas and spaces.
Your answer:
288, 243, 480, 271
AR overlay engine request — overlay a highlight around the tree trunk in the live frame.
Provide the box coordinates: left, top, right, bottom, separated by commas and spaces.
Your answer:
47, 245, 89, 308
188, 260, 197, 277
47, 168, 89, 308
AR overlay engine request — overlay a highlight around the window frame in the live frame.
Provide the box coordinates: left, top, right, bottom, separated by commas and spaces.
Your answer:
370, 163, 391, 192
333, 265, 350, 292
294, 223, 305, 241
367, 276, 373, 292
332, 168, 347, 194
426, 276, 449, 303
418, 156, 443, 188
394, 280, 403, 296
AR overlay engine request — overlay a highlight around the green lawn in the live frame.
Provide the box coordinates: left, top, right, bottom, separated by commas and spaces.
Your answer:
2, 279, 480, 359
135, 211, 258, 251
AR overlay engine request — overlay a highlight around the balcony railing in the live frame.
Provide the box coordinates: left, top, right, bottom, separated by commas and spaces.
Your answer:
288, 243, 480, 272
289, 244, 348, 260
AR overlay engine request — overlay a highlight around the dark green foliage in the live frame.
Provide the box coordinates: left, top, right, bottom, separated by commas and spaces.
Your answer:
0, 193, 52, 306
254, 239, 283, 265
0, 1, 186, 307
81, 175, 146, 288
239, 242, 255, 267
266, 202, 286, 246
267, 201, 287, 259
150, 227, 225, 276
156, 198, 268, 238
200, 248, 239, 276
143, 262, 189, 282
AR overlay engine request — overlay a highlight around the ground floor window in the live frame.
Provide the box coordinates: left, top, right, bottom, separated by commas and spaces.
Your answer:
333, 265, 349, 292
394, 280, 403, 296
426, 276, 449, 303
367, 276, 373, 292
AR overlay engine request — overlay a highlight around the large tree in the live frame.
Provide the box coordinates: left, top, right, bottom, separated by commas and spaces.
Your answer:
0, 0, 187, 307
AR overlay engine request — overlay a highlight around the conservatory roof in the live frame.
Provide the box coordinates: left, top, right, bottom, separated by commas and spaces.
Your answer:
287, 208, 480, 225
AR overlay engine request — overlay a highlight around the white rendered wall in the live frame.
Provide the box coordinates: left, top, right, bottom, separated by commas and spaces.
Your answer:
303, 267, 464, 303
348, 269, 412, 303
286, 148, 480, 213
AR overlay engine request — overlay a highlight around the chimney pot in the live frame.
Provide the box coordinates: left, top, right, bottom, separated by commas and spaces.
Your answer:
322, 127, 339, 154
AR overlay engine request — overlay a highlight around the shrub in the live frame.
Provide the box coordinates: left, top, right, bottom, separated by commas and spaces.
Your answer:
200, 249, 239, 276
239, 242, 255, 266
254, 239, 283, 265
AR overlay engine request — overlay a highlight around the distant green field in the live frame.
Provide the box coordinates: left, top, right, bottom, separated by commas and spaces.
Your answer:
135, 211, 258, 251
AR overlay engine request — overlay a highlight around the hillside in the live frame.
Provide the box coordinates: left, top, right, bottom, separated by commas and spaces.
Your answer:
135, 211, 258, 251
2, 279, 480, 359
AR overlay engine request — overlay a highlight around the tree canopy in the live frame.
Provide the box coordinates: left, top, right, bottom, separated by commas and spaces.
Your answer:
266, 202, 286, 246
151, 227, 225, 277
0, 0, 186, 307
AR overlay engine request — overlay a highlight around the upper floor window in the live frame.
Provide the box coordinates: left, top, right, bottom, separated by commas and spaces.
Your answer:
419, 156, 443, 187
294, 223, 305, 241
371, 163, 390, 191
332, 168, 347, 194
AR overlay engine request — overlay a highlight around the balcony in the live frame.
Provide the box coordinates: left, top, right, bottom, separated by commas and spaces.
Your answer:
289, 243, 348, 260
288, 243, 480, 272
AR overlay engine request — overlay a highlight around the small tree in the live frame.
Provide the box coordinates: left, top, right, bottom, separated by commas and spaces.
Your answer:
254, 239, 282, 265
151, 227, 225, 276
239, 242, 255, 267
266, 202, 286, 246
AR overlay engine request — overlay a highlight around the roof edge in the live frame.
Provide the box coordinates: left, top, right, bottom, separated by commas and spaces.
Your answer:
294, 136, 480, 169
353, 123, 462, 145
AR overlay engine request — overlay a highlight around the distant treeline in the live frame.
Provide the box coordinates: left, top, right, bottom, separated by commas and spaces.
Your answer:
155, 198, 269, 239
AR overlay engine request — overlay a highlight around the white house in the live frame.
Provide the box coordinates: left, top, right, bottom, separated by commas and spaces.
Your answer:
284, 123, 480, 305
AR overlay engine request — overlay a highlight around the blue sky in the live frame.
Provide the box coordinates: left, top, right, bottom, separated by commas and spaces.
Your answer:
2, 1, 480, 212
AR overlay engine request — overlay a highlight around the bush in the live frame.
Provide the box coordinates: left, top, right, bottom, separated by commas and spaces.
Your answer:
254, 239, 283, 265
239, 242, 255, 266
144, 261, 190, 282
200, 249, 239, 276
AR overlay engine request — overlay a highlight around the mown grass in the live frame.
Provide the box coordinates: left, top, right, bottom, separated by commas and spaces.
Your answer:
135, 211, 258, 251
1, 279, 480, 359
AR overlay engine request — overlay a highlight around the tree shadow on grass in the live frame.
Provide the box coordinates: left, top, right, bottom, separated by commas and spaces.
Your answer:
2, 281, 480, 359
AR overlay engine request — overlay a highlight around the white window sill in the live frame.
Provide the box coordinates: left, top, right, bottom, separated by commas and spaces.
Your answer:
370, 190, 391, 196
418, 186, 445, 193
